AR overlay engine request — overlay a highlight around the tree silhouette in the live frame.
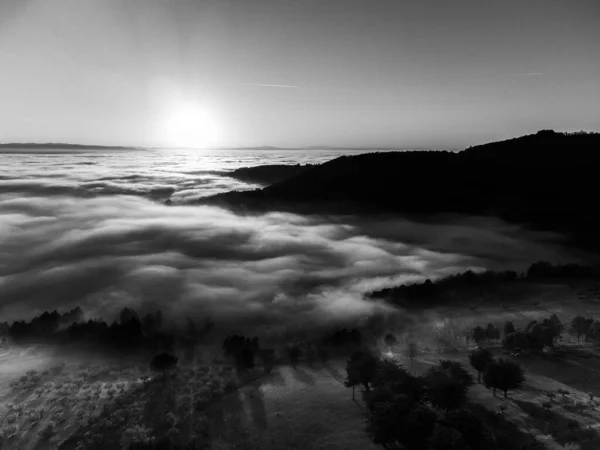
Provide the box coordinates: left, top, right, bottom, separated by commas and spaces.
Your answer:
120, 307, 140, 324
425, 362, 471, 411
504, 321, 515, 336
547, 314, 563, 344
236, 345, 256, 372
383, 333, 397, 349
222, 335, 259, 371
150, 352, 178, 384
437, 360, 474, 388
468, 347, 493, 383
366, 389, 436, 449
569, 316, 593, 342
428, 425, 466, 450
441, 409, 495, 450
372, 358, 426, 402
344, 363, 361, 400
463, 326, 474, 347
482, 358, 525, 397
345, 349, 378, 392
485, 323, 500, 342
502, 331, 530, 352
528, 322, 554, 349
473, 326, 486, 344
587, 320, 600, 343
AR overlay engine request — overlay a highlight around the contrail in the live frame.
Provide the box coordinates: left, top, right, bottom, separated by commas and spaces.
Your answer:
515, 72, 543, 76
243, 83, 299, 88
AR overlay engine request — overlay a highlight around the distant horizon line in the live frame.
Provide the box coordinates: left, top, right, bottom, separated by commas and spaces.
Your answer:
2, 129, 596, 152
0, 141, 444, 151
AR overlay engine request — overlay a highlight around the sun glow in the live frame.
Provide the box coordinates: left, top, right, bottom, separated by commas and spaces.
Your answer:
163, 103, 221, 149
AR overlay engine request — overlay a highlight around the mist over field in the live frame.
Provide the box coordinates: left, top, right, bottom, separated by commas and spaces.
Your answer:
0, 149, 584, 335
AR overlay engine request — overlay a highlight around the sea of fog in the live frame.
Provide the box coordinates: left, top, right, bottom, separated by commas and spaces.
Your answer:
0, 147, 583, 333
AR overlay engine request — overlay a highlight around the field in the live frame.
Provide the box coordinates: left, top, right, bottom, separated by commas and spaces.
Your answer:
3, 280, 600, 449
0, 342, 376, 450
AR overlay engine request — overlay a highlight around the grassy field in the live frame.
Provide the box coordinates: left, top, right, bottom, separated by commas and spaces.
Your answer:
208, 364, 378, 450
3, 280, 600, 449
0, 342, 376, 450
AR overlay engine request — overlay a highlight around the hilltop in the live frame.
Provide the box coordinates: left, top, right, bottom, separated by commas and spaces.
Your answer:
204, 130, 600, 251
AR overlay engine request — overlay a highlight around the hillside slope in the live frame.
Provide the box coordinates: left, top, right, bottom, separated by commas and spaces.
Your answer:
227, 164, 314, 185
201, 130, 600, 250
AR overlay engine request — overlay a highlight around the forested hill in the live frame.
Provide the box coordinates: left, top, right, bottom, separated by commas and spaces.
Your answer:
227, 164, 314, 185
201, 130, 600, 250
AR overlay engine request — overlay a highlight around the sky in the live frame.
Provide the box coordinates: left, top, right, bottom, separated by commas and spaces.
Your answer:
0, 0, 598, 149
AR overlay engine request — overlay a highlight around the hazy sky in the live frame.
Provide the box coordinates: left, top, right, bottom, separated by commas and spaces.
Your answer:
0, 0, 598, 149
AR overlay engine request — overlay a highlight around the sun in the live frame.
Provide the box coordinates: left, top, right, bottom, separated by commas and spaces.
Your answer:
164, 103, 221, 149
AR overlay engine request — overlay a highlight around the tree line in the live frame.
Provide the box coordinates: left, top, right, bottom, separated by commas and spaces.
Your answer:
369, 262, 595, 307
1, 306, 214, 358
219, 326, 364, 375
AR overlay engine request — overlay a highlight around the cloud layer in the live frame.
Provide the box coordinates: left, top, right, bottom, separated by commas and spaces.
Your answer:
0, 148, 344, 204
0, 149, 588, 336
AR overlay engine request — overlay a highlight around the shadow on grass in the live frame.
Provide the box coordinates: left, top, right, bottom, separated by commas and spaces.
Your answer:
245, 385, 268, 432
206, 388, 248, 443
260, 369, 286, 388
290, 367, 315, 386
466, 403, 544, 449
516, 353, 600, 398
513, 399, 599, 446
562, 401, 597, 418
322, 362, 345, 384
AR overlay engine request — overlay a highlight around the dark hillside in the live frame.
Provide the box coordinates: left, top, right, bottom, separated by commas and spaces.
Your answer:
227, 164, 314, 185
201, 131, 600, 250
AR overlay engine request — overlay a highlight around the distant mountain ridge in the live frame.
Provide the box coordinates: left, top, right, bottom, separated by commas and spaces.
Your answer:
0, 142, 139, 150
202, 130, 600, 252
